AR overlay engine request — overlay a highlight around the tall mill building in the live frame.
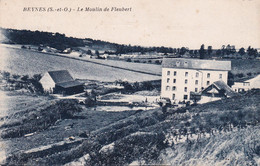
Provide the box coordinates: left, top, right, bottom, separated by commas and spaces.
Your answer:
161, 58, 231, 102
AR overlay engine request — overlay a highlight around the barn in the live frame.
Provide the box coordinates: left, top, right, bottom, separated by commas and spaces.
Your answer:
39, 70, 84, 95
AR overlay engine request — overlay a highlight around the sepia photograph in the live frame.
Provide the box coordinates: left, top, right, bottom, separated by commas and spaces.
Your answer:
0, 0, 260, 165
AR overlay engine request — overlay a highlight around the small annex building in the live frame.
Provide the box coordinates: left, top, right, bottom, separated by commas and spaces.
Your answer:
199, 80, 238, 103
232, 74, 260, 92
40, 70, 84, 95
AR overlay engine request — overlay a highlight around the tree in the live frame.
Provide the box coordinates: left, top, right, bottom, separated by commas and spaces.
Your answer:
199, 44, 205, 59
180, 47, 187, 55
247, 46, 257, 58
238, 47, 245, 55
226, 44, 231, 55
207, 46, 213, 55
32, 74, 42, 81
21, 75, 29, 82
87, 50, 92, 55
216, 49, 222, 56
95, 50, 100, 56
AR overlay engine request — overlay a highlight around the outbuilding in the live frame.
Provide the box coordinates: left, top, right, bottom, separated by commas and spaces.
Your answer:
40, 70, 84, 95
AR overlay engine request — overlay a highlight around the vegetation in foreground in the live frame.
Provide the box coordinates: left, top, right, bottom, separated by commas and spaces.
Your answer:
2, 89, 259, 165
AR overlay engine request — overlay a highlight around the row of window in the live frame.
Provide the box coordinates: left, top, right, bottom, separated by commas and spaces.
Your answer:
166, 78, 211, 86
172, 94, 188, 100
167, 78, 203, 85
167, 71, 196, 77
166, 86, 188, 92
166, 71, 223, 79
166, 86, 200, 92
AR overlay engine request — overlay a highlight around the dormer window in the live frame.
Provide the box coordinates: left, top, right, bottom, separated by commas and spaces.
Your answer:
184, 61, 188, 67
176, 61, 180, 67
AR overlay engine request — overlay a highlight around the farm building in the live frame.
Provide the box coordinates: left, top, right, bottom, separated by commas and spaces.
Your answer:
232, 74, 260, 92
198, 80, 238, 103
161, 58, 231, 102
39, 70, 84, 95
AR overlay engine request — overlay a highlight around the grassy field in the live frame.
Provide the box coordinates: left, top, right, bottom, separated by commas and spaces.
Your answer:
231, 59, 260, 75
0, 46, 161, 82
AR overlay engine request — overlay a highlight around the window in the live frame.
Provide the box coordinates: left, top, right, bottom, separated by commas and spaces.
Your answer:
219, 74, 222, 79
173, 79, 176, 83
185, 79, 188, 84
184, 87, 187, 92
172, 86, 176, 91
184, 61, 188, 67
174, 71, 177, 76
195, 80, 198, 85
167, 78, 170, 83
195, 88, 198, 92
166, 86, 170, 91
185, 72, 188, 77
172, 94, 175, 100
207, 81, 210, 85
207, 73, 210, 78
176, 61, 180, 66
196, 72, 199, 77
184, 95, 188, 100
167, 71, 170, 76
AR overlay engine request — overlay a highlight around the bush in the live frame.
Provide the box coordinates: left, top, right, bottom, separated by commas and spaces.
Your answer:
1, 100, 82, 139
84, 97, 96, 107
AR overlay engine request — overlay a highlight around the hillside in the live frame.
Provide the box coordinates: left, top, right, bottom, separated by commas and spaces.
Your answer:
0, 46, 161, 82
1, 90, 259, 165
0, 28, 175, 54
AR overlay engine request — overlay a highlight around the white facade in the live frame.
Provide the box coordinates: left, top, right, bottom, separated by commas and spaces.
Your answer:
161, 68, 228, 102
39, 72, 55, 93
232, 75, 260, 92
160, 58, 231, 103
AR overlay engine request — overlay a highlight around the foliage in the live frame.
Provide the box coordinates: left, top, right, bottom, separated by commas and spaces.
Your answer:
1, 99, 82, 139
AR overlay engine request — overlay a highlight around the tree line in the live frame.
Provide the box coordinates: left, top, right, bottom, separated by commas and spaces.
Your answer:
1, 28, 259, 58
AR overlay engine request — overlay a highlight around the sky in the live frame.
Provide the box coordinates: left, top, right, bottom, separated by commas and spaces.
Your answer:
0, 0, 260, 49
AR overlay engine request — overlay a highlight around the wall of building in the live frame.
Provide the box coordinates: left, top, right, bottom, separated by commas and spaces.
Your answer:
161, 68, 228, 102
39, 73, 55, 93
232, 75, 260, 92
232, 82, 250, 92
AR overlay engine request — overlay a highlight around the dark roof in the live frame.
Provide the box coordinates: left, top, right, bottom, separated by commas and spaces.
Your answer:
56, 80, 84, 88
162, 58, 231, 71
48, 70, 74, 83
202, 80, 237, 97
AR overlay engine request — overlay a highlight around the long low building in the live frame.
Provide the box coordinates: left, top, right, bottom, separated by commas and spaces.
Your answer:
40, 70, 84, 95
232, 74, 260, 92
161, 58, 231, 102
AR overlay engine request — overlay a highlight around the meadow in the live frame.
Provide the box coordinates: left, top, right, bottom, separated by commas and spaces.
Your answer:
0, 46, 161, 82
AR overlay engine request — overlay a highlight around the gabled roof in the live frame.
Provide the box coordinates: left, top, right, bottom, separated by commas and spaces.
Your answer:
56, 80, 84, 88
162, 58, 231, 71
202, 80, 237, 97
48, 70, 74, 83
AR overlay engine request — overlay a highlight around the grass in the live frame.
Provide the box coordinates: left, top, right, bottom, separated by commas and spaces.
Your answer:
231, 59, 260, 75
159, 125, 260, 166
